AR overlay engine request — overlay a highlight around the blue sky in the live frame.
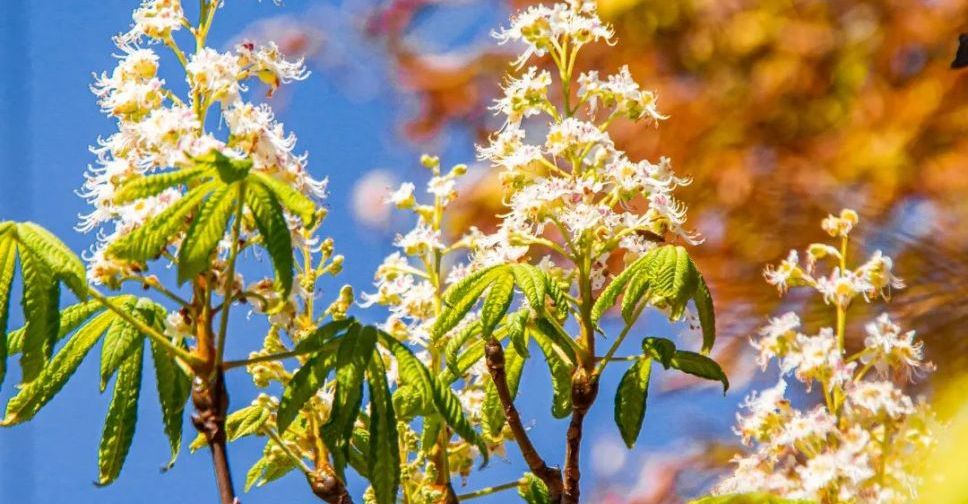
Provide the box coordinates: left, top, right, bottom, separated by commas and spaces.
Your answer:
0, 1, 747, 502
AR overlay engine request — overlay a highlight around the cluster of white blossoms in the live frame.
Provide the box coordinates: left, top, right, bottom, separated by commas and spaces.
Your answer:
363, 156, 494, 496
715, 210, 937, 503
80, 0, 319, 293
476, 0, 697, 291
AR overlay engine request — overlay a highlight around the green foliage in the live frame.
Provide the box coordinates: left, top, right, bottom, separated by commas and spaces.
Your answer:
112, 166, 208, 205
378, 331, 489, 465
177, 184, 239, 284
365, 355, 400, 504
481, 271, 515, 339
518, 473, 552, 504
2, 310, 115, 425
669, 350, 729, 393
245, 182, 294, 296
614, 357, 652, 448
97, 345, 143, 486
531, 327, 574, 418
149, 334, 191, 468
592, 245, 717, 353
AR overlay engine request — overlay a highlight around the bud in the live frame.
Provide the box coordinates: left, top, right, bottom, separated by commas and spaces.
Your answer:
420, 154, 440, 170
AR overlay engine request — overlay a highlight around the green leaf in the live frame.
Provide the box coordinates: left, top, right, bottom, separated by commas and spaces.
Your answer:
377, 331, 488, 465
392, 384, 431, 421
177, 183, 239, 284
113, 167, 209, 205
649, 246, 699, 320
642, 337, 676, 369
7, 299, 107, 355
506, 309, 530, 358
245, 182, 294, 296
444, 320, 482, 377
482, 341, 526, 436
99, 298, 143, 391
18, 248, 60, 382
327, 325, 376, 464
591, 259, 639, 323
15, 222, 87, 298
97, 344, 143, 486
533, 316, 578, 366
621, 256, 657, 324
108, 181, 216, 262
689, 493, 815, 504
0, 237, 18, 385
248, 171, 317, 227
366, 354, 400, 504
441, 265, 499, 305
150, 334, 191, 468
244, 443, 297, 491
531, 327, 573, 418
669, 350, 729, 393
518, 473, 551, 504
693, 275, 716, 354
189, 403, 270, 452
2, 310, 115, 425
292, 318, 354, 355
191, 149, 252, 184
510, 264, 546, 312
276, 350, 337, 434
434, 269, 499, 339
614, 358, 652, 448
439, 339, 485, 385
481, 271, 515, 339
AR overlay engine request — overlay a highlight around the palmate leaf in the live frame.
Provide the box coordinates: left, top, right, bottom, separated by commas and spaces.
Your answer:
177, 183, 239, 284
642, 337, 676, 369
0, 237, 18, 385
443, 320, 482, 377
190, 403, 271, 452
245, 182, 294, 296
509, 264, 546, 313
531, 327, 573, 419
669, 350, 729, 393
276, 350, 337, 434
327, 325, 377, 470
107, 181, 217, 262
97, 344, 143, 486
2, 310, 115, 425
112, 166, 210, 205
519, 472, 552, 504
593, 245, 718, 354
244, 432, 298, 491
99, 297, 144, 391
248, 171, 318, 227
366, 354, 400, 504
6, 299, 105, 355
433, 269, 499, 339
377, 330, 489, 465
614, 357, 652, 448
481, 271, 515, 339
292, 318, 355, 355
18, 248, 60, 382
150, 334, 191, 468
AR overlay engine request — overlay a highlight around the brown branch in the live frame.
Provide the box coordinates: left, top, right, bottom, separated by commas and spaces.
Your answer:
562, 369, 598, 504
191, 371, 237, 504
308, 472, 354, 504
484, 338, 564, 502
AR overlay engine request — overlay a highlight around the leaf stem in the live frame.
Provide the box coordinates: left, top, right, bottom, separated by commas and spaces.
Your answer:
215, 183, 246, 368
456, 480, 521, 501
222, 347, 314, 371
591, 302, 645, 379
86, 287, 201, 368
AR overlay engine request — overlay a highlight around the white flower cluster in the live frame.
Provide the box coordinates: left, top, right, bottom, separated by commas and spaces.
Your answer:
80, 0, 318, 287
363, 156, 492, 489
715, 210, 937, 503
475, 0, 696, 284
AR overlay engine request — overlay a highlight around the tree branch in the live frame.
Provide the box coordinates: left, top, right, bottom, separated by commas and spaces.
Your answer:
191, 370, 237, 504
484, 338, 563, 502
562, 369, 598, 504
307, 471, 354, 504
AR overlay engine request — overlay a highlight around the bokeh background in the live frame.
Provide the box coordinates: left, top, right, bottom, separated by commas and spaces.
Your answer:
1, 0, 966, 502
